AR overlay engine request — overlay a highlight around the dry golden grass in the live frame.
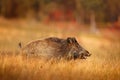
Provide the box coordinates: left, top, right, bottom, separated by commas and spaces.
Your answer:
0, 54, 120, 80
0, 20, 120, 80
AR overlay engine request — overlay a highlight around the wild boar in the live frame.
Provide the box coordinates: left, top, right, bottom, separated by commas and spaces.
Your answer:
19, 37, 91, 60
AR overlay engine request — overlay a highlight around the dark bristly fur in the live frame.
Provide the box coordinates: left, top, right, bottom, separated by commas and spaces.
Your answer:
20, 37, 91, 59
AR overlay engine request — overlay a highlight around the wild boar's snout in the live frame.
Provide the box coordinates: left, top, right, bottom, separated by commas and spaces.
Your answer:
85, 50, 91, 56
78, 49, 91, 59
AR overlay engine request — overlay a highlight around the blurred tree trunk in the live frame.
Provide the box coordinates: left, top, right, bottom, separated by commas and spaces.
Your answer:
90, 11, 99, 34
2, 0, 18, 18
104, 0, 120, 22
0, 0, 1, 15
75, 0, 84, 24
33, 0, 41, 21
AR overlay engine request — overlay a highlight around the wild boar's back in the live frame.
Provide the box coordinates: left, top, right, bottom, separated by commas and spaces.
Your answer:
21, 38, 65, 58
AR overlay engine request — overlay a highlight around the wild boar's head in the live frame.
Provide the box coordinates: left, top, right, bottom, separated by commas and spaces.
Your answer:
66, 37, 91, 60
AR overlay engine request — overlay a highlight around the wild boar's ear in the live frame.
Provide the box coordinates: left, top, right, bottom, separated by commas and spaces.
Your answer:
72, 37, 77, 43
67, 37, 73, 44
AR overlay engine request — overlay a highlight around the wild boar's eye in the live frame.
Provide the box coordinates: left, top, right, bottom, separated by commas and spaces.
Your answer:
73, 52, 79, 59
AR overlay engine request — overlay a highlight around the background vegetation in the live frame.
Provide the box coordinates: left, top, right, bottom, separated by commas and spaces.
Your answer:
0, 0, 120, 23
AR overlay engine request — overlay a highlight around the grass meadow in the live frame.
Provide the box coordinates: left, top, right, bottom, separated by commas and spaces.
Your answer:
0, 19, 120, 80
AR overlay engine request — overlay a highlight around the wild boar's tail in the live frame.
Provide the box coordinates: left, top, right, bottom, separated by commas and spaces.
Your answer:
18, 42, 22, 48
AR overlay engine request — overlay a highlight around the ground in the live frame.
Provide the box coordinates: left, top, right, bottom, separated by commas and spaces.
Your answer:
0, 19, 120, 80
